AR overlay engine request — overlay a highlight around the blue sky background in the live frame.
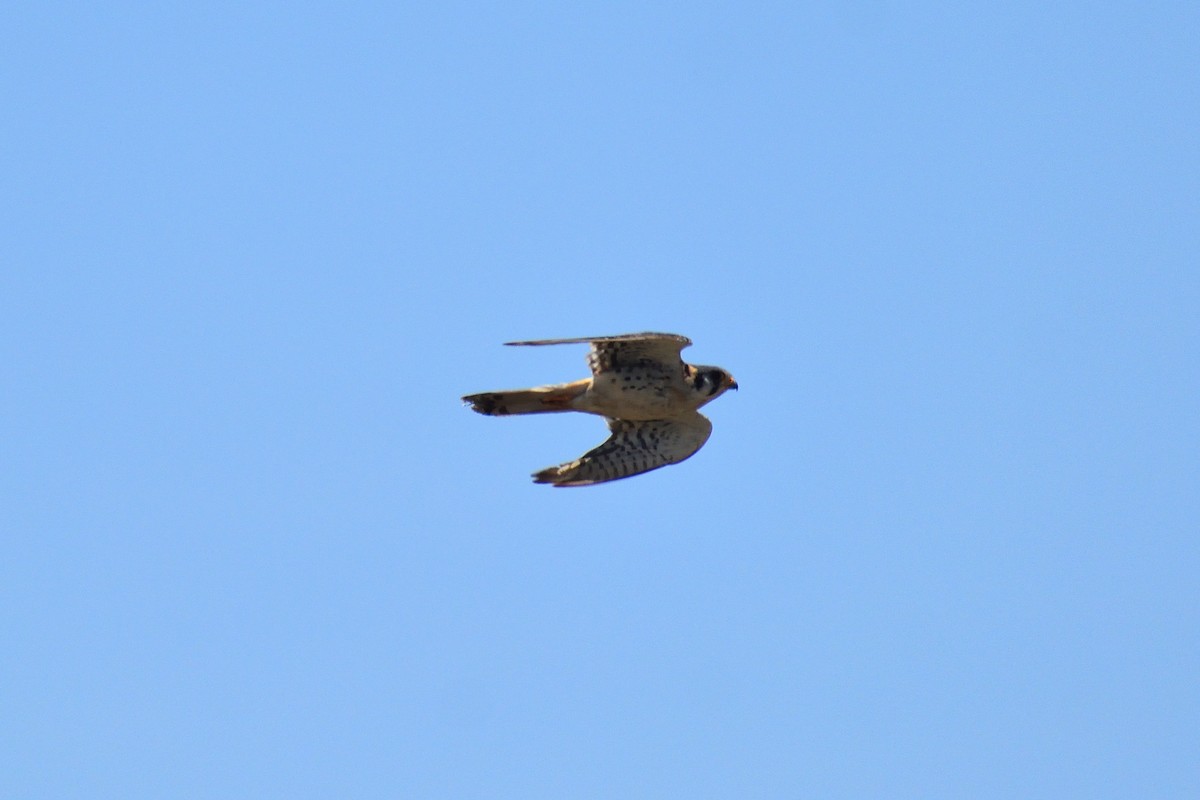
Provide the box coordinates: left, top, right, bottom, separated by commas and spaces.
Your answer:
3, 2, 1198, 797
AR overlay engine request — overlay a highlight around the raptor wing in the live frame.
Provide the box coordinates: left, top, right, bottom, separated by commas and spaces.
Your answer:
531, 412, 712, 487
505, 332, 692, 376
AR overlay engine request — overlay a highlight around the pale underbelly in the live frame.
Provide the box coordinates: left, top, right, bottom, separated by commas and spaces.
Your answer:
578, 380, 690, 420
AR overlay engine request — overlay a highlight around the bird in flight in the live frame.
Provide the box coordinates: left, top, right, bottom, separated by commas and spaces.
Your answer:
462, 332, 737, 486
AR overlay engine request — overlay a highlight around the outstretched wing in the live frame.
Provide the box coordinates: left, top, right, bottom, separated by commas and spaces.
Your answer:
505, 332, 691, 348
532, 412, 713, 487
505, 332, 692, 377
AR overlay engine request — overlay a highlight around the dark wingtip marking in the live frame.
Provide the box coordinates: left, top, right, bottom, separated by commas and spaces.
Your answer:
463, 393, 507, 415
532, 467, 561, 484
532, 464, 597, 487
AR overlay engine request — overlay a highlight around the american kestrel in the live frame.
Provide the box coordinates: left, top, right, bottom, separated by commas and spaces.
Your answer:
462, 332, 737, 486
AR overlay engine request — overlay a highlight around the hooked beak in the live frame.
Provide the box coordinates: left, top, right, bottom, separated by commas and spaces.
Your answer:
728, 377, 739, 391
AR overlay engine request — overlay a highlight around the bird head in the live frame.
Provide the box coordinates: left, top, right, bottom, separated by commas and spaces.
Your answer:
688, 365, 738, 404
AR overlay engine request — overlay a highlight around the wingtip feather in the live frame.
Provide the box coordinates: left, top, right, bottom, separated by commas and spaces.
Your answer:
531, 463, 598, 487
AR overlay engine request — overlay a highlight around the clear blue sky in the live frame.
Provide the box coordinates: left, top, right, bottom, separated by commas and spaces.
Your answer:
4, 2, 1197, 797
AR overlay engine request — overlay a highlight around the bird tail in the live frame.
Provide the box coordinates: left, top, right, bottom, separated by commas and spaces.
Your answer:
462, 379, 589, 416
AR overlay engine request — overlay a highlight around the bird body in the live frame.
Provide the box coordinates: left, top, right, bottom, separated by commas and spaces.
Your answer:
463, 332, 737, 486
